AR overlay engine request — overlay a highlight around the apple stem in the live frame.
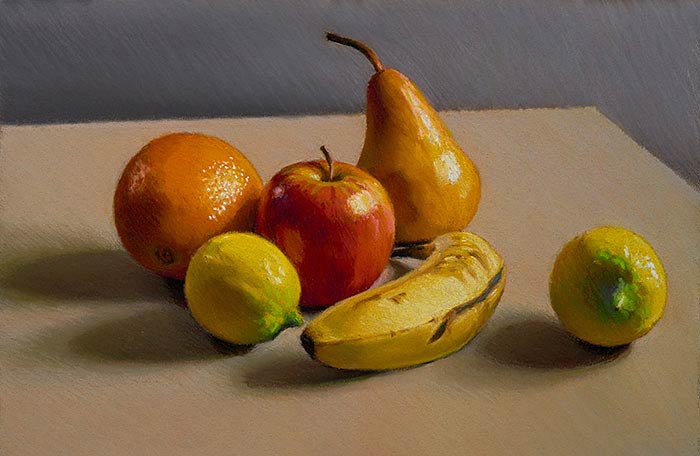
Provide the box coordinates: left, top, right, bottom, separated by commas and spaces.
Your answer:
326, 32, 384, 73
320, 145, 335, 181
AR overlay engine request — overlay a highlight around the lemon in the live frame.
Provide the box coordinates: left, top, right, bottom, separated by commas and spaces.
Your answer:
549, 226, 667, 347
185, 232, 303, 345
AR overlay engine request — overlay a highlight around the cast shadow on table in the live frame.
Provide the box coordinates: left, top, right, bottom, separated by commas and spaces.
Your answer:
164, 277, 188, 308
476, 316, 630, 369
0, 249, 168, 304
1, 253, 412, 308
241, 259, 413, 389
243, 349, 373, 390
68, 309, 252, 364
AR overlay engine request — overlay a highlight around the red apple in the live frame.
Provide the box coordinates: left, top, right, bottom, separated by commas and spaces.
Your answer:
256, 146, 395, 308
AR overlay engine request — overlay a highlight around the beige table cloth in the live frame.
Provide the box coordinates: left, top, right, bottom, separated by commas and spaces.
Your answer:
1, 107, 699, 455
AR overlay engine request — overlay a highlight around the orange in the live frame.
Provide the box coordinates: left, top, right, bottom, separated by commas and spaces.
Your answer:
113, 133, 263, 279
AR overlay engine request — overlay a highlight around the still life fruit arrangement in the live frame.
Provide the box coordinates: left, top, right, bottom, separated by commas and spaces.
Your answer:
113, 33, 667, 371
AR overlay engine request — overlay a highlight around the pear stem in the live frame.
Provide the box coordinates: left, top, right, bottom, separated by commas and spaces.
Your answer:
326, 32, 384, 73
320, 145, 334, 181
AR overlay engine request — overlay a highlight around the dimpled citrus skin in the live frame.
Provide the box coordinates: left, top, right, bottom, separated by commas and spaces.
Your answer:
114, 133, 263, 279
185, 232, 303, 345
549, 226, 667, 347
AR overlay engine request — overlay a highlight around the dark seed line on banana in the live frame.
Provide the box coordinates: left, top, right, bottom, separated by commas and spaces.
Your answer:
323, 266, 504, 346
457, 268, 503, 314
388, 292, 408, 304
302, 232, 506, 370
429, 313, 453, 343
429, 267, 504, 344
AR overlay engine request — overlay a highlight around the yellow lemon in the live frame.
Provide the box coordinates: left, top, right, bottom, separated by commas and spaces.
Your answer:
185, 232, 303, 345
549, 226, 666, 347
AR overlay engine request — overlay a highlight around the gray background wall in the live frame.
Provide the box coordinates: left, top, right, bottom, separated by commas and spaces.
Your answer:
1, 1, 698, 188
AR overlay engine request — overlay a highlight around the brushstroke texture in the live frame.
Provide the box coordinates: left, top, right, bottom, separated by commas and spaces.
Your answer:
0, 1, 698, 187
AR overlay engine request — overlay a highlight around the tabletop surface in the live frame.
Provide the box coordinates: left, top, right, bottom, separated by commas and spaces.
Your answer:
1, 107, 699, 455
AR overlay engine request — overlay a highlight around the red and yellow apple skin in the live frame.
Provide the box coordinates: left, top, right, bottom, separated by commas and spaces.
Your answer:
255, 158, 395, 308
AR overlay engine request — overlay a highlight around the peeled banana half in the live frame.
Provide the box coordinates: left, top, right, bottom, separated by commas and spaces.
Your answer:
301, 232, 506, 371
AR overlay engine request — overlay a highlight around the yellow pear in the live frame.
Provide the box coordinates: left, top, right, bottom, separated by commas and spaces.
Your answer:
327, 33, 481, 245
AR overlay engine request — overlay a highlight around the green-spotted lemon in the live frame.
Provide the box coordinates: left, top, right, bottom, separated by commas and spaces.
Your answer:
185, 232, 303, 345
549, 226, 666, 347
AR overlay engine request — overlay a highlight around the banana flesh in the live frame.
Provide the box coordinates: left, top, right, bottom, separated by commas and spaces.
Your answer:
301, 232, 505, 370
